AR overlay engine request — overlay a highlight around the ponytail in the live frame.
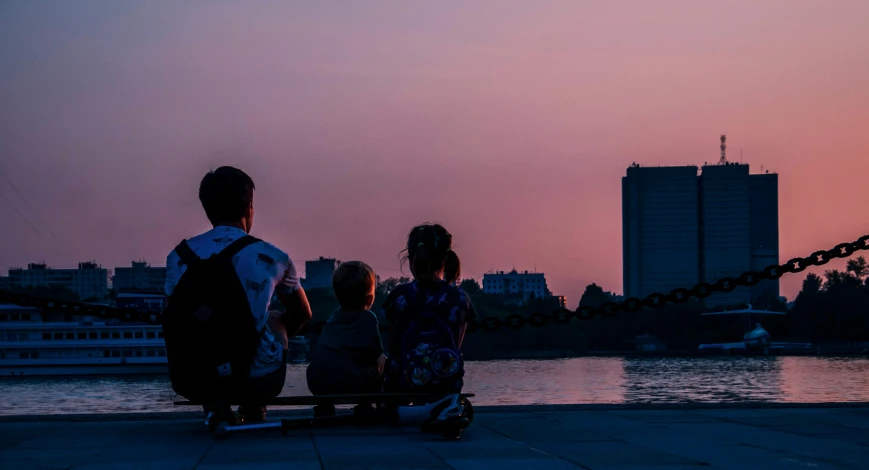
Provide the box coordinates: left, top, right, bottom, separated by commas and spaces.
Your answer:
411, 242, 432, 280
444, 250, 461, 284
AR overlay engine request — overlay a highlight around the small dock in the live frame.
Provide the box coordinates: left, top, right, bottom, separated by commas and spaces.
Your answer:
2, 403, 868, 469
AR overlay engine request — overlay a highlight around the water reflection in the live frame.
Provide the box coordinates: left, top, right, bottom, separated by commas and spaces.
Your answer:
779, 356, 869, 403
1, 357, 867, 415
465, 357, 626, 405
620, 357, 785, 403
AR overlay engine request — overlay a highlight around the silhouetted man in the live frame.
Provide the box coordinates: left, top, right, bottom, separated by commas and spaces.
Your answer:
163, 166, 312, 423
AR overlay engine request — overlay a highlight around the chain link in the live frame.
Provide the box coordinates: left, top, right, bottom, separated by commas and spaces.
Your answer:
464, 234, 867, 333
1, 235, 867, 333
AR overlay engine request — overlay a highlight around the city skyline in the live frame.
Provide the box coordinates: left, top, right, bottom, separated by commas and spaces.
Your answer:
1, 1, 868, 306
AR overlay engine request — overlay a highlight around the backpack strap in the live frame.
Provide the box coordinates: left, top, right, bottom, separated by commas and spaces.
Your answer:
216, 235, 261, 261
216, 235, 267, 337
174, 240, 200, 267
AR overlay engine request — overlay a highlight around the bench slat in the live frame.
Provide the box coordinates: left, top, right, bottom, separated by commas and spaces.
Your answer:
175, 393, 474, 406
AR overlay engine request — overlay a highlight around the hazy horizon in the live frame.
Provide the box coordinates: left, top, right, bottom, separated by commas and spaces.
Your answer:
1, 1, 868, 306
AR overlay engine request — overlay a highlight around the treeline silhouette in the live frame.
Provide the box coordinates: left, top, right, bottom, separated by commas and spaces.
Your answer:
786, 257, 869, 343
302, 256, 869, 357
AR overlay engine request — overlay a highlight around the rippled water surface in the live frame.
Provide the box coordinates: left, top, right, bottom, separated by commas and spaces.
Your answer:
2, 357, 868, 415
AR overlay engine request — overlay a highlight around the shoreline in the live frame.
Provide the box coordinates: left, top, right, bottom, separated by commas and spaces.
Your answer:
2, 351, 869, 379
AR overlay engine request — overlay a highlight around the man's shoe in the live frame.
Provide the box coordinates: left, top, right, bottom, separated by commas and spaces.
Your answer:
204, 405, 242, 431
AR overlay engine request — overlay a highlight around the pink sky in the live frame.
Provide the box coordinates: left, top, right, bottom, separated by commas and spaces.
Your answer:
1, 1, 867, 306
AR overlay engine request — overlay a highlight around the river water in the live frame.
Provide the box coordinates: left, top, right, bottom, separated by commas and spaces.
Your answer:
1, 357, 868, 415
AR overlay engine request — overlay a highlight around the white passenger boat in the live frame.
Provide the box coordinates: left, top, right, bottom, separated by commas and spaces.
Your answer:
1, 304, 311, 376
0, 305, 167, 376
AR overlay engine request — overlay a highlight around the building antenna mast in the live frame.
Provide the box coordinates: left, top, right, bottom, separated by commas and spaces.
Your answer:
719, 134, 727, 164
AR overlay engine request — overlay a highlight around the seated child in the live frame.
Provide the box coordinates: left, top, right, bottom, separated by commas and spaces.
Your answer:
306, 261, 386, 415
306, 257, 472, 436
382, 224, 475, 397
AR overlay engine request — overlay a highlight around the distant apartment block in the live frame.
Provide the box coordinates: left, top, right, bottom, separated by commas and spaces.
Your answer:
112, 261, 167, 291
7, 262, 109, 301
302, 257, 340, 290
622, 159, 779, 307
483, 270, 550, 302
0, 276, 9, 291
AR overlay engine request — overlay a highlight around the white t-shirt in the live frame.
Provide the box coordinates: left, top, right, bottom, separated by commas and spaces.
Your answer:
164, 226, 301, 377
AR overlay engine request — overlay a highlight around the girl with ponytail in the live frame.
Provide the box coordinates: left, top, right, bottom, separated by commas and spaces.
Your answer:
382, 224, 476, 395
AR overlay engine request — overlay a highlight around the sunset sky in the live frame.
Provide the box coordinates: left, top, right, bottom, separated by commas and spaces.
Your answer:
1, 1, 867, 306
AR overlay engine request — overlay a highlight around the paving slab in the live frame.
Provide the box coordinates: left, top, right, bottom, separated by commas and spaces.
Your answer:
1, 403, 868, 469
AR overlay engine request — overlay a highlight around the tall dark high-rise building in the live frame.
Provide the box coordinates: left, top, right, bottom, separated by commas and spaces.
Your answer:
748, 173, 780, 304
622, 161, 779, 307
622, 165, 700, 298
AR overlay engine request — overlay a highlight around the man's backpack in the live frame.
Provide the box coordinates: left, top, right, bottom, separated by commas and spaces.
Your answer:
162, 235, 262, 400
398, 285, 464, 392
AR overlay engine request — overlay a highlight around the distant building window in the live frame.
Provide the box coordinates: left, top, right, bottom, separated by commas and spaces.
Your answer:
123, 350, 133, 357
146, 350, 156, 357
100, 332, 109, 339
30, 351, 38, 359
78, 332, 87, 340
104, 350, 110, 358
146, 332, 155, 339
157, 331, 164, 339
65, 333, 74, 340
134, 350, 142, 357
54, 333, 63, 340
135, 332, 143, 339
89, 332, 97, 339
111, 350, 120, 358
43, 333, 52, 340
0, 315, 6, 321
18, 351, 28, 359
22, 314, 30, 321
157, 349, 166, 357
6, 333, 16, 341
112, 332, 120, 339
11, 314, 19, 321
123, 332, 132, 339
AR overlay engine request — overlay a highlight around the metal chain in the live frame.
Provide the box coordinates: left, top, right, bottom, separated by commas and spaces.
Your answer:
465, 234, 869, 334
1, 235, 866, 333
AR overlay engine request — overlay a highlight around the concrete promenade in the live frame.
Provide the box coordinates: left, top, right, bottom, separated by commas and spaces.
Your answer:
2, 403, 868, 469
